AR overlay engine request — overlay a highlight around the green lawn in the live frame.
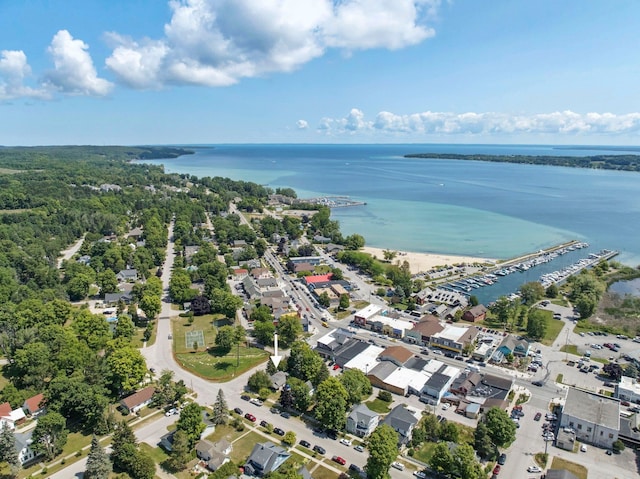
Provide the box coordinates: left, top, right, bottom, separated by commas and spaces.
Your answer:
561, 345, 579, 355
172, 314, 220, 354
311, 465, 342, 479
229, 431, 268, 463
413, 424, 476, 464
550, 456, 588, 479
364, 398, 392, 414
540, 316, 565, 346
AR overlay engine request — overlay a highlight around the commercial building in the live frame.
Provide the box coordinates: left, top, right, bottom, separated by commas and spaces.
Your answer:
616, 376, 640, 404
430, 325, 480, 353
560, 388, 620, 449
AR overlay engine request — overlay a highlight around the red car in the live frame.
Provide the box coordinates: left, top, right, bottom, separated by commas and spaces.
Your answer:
244, 413, 256, 422
492, 465, 501, 475
333, 364, 340, 370
332, 456, 346, 465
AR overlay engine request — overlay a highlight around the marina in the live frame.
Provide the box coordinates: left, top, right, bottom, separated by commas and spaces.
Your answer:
301, 195, 366, 208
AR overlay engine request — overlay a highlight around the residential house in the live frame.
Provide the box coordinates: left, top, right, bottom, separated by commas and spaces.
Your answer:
270, 372, 288, 391
120, 386, 155, 414
104, 291, 132, 306
244, 442, 291, 477
346, 404, 379, 438
462, 305, 488, 323
127, 227, 144, 239
250, 268, 272, 280
493, 335, 530, 362
324, 243, 345, 255
232, 268, 249, 280
116, 269, 138, 282
76, 254, 91, 265
15, 430, 42, 466
450, 371, 482, 397
22, 393, 45, 417
0, 403, 25, 430
381, 405, 419, 446
196, 439, 232, 471
560, 388, 620, 449
288, 262, 314, 274
430, 325, 480, 354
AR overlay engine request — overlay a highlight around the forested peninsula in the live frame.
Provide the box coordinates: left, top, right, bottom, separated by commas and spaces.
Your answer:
404, 152, 640, 171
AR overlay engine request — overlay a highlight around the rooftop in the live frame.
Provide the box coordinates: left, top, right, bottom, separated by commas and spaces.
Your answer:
381, 346, 414, 365
343, 344, 385, 372
434, 325, 469, 342
355, 304, 383, 319
563, 388, 620, 430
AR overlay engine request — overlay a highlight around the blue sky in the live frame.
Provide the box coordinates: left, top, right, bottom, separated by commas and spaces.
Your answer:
1, 0, 639, 145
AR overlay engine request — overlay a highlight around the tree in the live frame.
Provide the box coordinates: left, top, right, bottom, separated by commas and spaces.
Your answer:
168, 429, 191, 471
519, 282, 545, 305
106, 346, 147, 393
318, 291, 331, 308
169, 269, 197, 304
97, 270, 119, 296
288, 377, 312, 412
344, 234, 365, 250
624, 363, 639, 379
287, 341, 325, 385
545, 283, 559, 298
452, 443, 483, 479
474, 422, 498, 461
365, 424, 399, 479
339, 368, 372, 405
282, 431, 296, 446
209, 289, 243, 318
215, 325, 236, 353
314, 377, 348, 432
277, 315, 302, 347
190, 295, 211, 316
67, 274, 91, 301
114, 315, 135, 340
339, 294, 350, 311
421, 413, 440, 441
32, 411, 68, 460
139, 292, 161, 320
279, 387, 294, 410
439, 421, 459, 442
0, 425, 19, 477
111, 421, 137, 471
254, 320, 276, 345
85, 435, 111, 479
247, 370, 272, 393
526, 308, 548, 340
469, 295, 479, 307
212, 389, 228, 425
176, 402, 205, 449
128, 448, 156, 479
429, 442, 454, 476
612, 439, 625, 453
490, 296, 517, 330
484, 407, 516, 447
604, 362, 623, 381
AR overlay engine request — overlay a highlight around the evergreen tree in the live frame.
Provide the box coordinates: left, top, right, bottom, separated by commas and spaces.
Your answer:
0, 424, 19, 478
168, 430, 191, 471
212, 389, 228, 425
85, 435, 111, 479
111, 421, 137, 471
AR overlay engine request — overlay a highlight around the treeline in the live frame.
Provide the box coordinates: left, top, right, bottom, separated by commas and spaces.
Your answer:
404, 152, 640, 172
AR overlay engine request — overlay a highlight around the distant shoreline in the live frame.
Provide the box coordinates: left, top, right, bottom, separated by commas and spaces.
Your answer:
361, 246, 495, 274
403, 152, 640, 172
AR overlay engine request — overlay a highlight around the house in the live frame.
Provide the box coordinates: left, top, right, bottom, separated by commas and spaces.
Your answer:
493, 335, 530, 361
104, 291, 132, 306
422, 370, 459, 404
450, 371, 482, 397
196, 439, 232, 471
116, 269, 138, 282
560, 388, 620, 449
120, 386, 155, 414
270, 372, 288, 390
346, 404, 379, 438
324, 243, 345, 255
232, 268, 249, 280
381, 405, 419, 446
76, 254, 92, 265
462, 305, 488, 323
288, 262, 314, 274
15, 430, 42, 466
127, 227, 144, 239
244, 442, 291, 477
22, 393, 45, 417
0, 403, 25, 430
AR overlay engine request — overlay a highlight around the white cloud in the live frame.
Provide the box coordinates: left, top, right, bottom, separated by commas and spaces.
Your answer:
106, 0, 438, 89
45, 30, 113, 96
0, 50, 50, 100
296, 119, 308, 129
318, 109, 640, 137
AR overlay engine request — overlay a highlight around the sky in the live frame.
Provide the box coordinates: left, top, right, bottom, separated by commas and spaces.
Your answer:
1, 0, 640, 146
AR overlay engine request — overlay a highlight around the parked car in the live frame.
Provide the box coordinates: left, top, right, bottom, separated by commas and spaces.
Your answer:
532, 380, 543, 387
333, 364, 341, 370
413, 472, 427, 479
234, 407, 243, 415
274, 427, 285, 436
244, 413, 256, 422
527, 466, 542, 473
241, 395, 250, 401
534, 412, 542, 421
498, 453, 507, 465
326, 430, 338, 440
300, 440, 311, 448
580, 443, 587, 452
349, 464, 363, 473
442, 403, 450, 410
340, 438, 352, 446
332, 456, 346, 465
492, 465, 501, 475
391, 462, 405, 471
313, 445, 326, 454
250, 398, 263, 406
280, 411, 291, 419
354, 445, 365, 452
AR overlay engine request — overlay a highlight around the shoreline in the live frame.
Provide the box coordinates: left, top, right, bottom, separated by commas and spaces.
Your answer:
360, 246, 496, 275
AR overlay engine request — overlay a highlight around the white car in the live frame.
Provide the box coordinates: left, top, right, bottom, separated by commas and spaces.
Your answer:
527, 466, 542, 473
249, 398, 263, 406
442, 403, 450, 410
391, 462, 405, 471
414, 472, 427, 478
339, 438, 352, 446
580, 444, 587, 452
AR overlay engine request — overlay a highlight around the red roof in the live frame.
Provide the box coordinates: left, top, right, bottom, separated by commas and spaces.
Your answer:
304, 274, 332, 284
233, 269, 248, 274
24, 393, 45, 414
0, 402, 11, 417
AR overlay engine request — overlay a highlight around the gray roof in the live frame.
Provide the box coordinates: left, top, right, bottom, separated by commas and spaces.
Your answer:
382, 405, 418, 438
367, 361, 397, 381
298, 466, 313, 479
349, 403, 378, 424
546, 470, 580, 479
425, 372, 450, 392
270, 371, 288, 390
334, 339, 369, 366
404, 357, 429, 371
245, 442, 290, 476
563, 388, 620, 430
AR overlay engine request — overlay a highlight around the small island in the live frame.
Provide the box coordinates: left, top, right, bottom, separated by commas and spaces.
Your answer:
404, 152, 640, 172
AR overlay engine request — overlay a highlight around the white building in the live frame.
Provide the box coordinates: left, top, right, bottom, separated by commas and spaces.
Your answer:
353, 304, 384, 325
560, 388, 620, 449
616, 376, 640, 404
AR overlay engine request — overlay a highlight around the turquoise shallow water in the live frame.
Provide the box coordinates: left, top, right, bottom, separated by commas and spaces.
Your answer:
140, 144, 640, 266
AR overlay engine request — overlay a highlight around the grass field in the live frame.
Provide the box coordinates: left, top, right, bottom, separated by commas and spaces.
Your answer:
540, 316, 565, 346
413, 423, 475, 463
550, 456, 588, 479
561, 345, 579, 355
229, 431, 267, 463
364, 398, 392, 414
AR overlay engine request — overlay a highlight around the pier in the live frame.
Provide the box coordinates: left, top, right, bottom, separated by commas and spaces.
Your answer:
300, 195, 366, 208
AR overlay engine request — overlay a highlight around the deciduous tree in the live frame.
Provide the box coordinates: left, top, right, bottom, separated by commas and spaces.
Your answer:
484, 407, 516, 447
339, 368, 372, 405
32, 411, 68, 460
365, 424, 399, 479
176, 402, 205, 449
314, 377, 348, 432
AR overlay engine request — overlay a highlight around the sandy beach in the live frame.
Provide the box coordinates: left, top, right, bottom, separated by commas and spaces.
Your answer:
361, 246, 496, 275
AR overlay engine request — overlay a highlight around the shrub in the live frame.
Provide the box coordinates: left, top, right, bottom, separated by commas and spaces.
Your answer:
378, 390, 392, 402
612, 439, 625, 453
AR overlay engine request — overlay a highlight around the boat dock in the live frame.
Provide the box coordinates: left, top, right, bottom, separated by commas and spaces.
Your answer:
301, 195, 366, 208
